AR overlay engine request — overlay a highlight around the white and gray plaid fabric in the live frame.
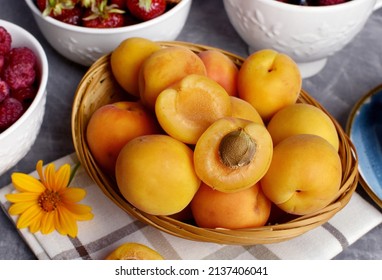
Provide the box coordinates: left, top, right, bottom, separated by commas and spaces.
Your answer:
1, 153, 381, 260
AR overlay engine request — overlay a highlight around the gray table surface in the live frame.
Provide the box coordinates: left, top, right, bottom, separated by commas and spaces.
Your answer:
1, 0, 381, 260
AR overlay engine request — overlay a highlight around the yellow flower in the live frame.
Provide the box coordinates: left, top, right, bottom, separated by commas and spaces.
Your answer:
5, 160, 94, 238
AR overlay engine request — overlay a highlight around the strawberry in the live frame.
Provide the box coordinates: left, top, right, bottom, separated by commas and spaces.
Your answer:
110, 0, 126, 9
36, 0, 83, 25
126, 0, 166, 22
82, 0, 125, 28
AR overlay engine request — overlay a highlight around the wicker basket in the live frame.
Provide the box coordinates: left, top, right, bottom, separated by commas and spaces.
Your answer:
71, 42, 359, 245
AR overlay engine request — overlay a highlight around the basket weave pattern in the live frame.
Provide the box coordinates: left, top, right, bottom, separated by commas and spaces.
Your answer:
71, 42, 359, 245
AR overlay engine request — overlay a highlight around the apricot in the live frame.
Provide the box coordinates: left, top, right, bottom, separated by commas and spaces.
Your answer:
110, 37, 161, 97
139, 46, 207, 110
191, 182, 271, 229
197, 49, 239, 96
194, 117, 273, 193
86, 101, 161, 176
238, 49, 302, 122
267, 103, 339, 150
105, 242, 164, 260
230, 96, 264, 125
115, 134, 201, 215
155, 74, 232, 144
260, 134, 342, 216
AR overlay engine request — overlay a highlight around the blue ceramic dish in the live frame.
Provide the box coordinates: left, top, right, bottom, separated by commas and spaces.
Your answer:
347, 84, 382, 208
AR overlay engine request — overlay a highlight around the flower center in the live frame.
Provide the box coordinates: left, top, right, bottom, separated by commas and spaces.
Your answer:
38, 190, 61, 212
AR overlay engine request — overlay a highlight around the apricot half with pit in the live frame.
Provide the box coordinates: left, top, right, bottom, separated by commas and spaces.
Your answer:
155, 74, 232, 144
194, 117, 273, 193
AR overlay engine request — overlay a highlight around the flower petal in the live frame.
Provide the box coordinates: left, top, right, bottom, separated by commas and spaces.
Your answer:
8, 201, 37, 215
44, 163, 57, 191
60, 188, 86, 203
16, 204, 42, 229
54, 164, 71, 191
11, 173, 45, 193
56, 206, 78, 238
40, 212, 55, 235
5, 192, 40, 203
36, 160, 45, 185
64, 203, 94, 221
29, 212, 43, 233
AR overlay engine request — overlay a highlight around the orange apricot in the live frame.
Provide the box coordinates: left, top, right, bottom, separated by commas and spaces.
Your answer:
194, 117, 273, 193
191, 182, 271, 229
110, 37, 161, 97
155, 74, 232, 144
139, 46, 207, 110
198, 49, 239, 96
105, 242, 164, 260
230, 96, 264, 125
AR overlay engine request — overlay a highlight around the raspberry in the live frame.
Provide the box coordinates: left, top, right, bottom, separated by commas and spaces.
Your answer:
11, 86, 37, 109
0, 97, 24, 131
0, 80, 10, 103
0, 55, 5, 73
0, 26, 12, 56
2, 47, 37, 90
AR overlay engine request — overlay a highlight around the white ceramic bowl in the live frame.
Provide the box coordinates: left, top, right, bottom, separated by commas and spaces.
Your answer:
25, 0, 192, 66
223, 0, 382, 78
0, 19, 49, 176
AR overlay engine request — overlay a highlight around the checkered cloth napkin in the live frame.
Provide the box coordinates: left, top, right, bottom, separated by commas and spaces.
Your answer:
1, 153, 381, 260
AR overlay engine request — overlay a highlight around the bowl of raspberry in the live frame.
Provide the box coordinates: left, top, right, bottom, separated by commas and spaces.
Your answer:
25, 0, 192, 66
223, 0, 382, 78
0, 19, 49, 176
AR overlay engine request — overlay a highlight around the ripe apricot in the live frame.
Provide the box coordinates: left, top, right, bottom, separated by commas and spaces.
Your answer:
267, 103, 339, 150
261, 134, 342, 215
105, 242, 164, 260
86, 101, 161, 176
197, 49, 239, 96
155, 74, 232, 144
191, 182, 271, 229
194, 117, 273, 193
115, 134, 201, 215
110, 37, 161, 97
238, 49, 301, 122
139, 46, 207, 110
230, 96, 264, 125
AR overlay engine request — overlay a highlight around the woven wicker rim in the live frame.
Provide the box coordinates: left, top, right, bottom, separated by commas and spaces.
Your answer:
71, 41, 359, 245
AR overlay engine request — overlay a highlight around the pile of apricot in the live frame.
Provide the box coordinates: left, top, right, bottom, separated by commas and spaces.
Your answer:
86, 37, 342, 230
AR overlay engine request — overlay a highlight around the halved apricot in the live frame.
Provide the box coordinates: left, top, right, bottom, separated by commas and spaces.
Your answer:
194, 117, 273, 193
155, 74, 232, 144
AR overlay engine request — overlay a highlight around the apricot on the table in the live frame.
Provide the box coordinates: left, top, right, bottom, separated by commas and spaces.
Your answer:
197, 49, 239, 96
115, 134, 201, 215
194, 117, 273, 193
105, 242, 164, 260
238, 49, 302, 122
260, 134, 342, 216
267, 103, 339, 150
191, 182, 271, 229
230, 96, 264, 125
155, 74, 232, 144
139, 46, 207, 110
110, 37, 161, 97
86, 101, 161, 176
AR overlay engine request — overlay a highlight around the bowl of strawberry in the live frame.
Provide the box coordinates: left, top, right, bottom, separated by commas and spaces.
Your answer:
25, 0, 192, 66
223, 0, 382, 78
0, 19, 49, 176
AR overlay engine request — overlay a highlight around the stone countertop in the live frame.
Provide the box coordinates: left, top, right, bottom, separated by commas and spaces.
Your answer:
0, 0, 381, 260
